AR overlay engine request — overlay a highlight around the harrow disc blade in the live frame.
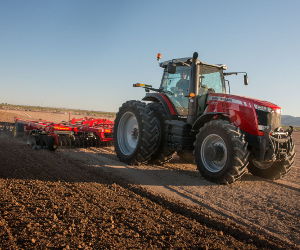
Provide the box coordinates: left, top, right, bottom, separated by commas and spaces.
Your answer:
27, 135, 39, 150
57, 135, 77, 148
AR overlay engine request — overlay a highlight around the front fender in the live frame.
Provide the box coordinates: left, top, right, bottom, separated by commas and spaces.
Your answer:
192, 112, 229, 131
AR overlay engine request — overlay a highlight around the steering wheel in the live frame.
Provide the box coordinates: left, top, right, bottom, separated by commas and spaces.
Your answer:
170, 87, 186, 97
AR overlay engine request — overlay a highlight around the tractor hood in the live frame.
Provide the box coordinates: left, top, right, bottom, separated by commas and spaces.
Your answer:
208, 93, 281, 111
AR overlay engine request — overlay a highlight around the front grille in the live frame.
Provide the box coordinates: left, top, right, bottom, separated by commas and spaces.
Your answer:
255, 110, 281, 130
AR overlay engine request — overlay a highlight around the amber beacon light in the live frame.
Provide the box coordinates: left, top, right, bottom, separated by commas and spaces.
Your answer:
156, 53, 162, 61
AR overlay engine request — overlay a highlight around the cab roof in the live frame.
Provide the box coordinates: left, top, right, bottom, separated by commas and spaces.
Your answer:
159, 57, 226, 69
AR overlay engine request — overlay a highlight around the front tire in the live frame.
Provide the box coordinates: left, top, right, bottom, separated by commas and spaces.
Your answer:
114, 101, 160, 165
194, 120, 249, 184
248, 139, 295, 179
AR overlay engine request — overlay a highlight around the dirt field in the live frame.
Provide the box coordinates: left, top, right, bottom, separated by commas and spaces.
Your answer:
0, 109, 112, 123
0, 110, 299, 249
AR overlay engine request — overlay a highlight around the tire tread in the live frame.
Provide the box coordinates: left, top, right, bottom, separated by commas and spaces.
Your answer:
194, 120, 249, 184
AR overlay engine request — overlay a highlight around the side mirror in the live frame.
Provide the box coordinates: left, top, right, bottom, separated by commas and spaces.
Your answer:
167, 63, 176, 74
244, 74, 249, 85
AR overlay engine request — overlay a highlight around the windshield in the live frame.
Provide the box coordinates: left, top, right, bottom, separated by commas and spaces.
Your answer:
161, 66, 190, 116
160, 64, 225, 116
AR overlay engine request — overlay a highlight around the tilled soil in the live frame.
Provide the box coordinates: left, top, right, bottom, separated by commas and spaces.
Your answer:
0, 110, 299, 249
60, 142, 299, 248
0, 135, 261, 249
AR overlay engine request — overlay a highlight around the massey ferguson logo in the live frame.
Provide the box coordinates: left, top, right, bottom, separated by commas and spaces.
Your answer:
211, 96, 232, 102
208, 96, 244, 106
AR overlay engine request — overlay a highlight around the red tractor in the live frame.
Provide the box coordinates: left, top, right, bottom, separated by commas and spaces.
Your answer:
114, 52, 295, 184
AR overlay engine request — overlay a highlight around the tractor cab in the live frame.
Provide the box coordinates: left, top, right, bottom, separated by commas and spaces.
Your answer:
159, 57, 226, 117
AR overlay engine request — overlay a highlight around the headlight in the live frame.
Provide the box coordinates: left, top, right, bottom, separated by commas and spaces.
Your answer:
253, 104, 272, 112
258, 125, 270, 131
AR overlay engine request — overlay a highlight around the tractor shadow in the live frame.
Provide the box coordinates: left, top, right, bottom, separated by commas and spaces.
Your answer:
54, 148, 263, 187
58, 149, 215, 187
0, 135, 263, 188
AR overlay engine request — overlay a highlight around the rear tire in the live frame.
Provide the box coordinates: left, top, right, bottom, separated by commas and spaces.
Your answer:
114, 101, 160, 165
194, 120, 249, 184
248, 139, 295, 179
147, 102, 175, 164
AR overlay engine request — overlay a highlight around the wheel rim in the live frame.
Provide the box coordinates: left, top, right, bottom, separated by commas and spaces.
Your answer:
201, 134, 227, 173
117, 112, 139, 155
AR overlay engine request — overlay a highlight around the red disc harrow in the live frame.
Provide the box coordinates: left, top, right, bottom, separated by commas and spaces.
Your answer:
12, 117, 114, 151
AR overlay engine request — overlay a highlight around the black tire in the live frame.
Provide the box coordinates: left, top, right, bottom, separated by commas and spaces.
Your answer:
13, 122, 25, 137
248, 139, 295, 179
27, 132, 39, 150
65, 135, 73, 148
147, 102, 175, 164
194, 120, 249, 184
47, 136, 58, 151
114, 100, 160, 165
39, 135, 48, 148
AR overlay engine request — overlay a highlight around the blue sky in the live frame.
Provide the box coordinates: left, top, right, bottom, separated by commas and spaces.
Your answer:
0, 0, 299, 116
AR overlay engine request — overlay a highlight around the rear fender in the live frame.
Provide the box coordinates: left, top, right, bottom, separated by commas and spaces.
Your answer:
142, 93, 177, 117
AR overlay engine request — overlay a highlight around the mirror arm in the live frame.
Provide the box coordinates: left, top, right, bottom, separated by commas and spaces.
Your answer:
223, 71, 247, 76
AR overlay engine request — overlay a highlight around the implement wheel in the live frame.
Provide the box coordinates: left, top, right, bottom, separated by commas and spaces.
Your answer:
194, 120, 249, 184
114, 100, 160, 165
47, 136, 58, 151
13, 122, 25, 137
27, 133, 39, 150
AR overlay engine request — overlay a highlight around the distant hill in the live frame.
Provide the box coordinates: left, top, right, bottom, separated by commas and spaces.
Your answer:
282, 115, 300, 127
